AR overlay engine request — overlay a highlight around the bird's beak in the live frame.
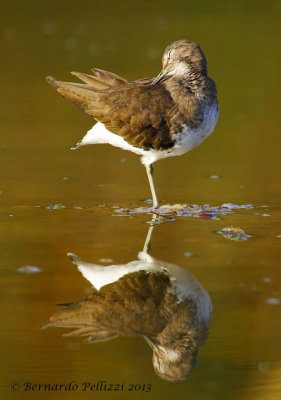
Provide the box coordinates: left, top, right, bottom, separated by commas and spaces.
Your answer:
152, 69, 170, 85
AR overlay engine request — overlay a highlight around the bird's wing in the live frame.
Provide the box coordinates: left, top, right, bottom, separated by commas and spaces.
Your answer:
46, 73, 178, 150
91, 68, 128, 86
70, 68, 128, 90
40, 271, 170, 343
39, 297, 123, 344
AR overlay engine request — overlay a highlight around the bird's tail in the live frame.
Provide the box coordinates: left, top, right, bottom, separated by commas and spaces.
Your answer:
46, 68, 128, 113
46, 76, 97, 113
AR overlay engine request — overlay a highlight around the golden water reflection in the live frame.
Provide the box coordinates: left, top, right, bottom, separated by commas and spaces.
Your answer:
41, 220, 212, 382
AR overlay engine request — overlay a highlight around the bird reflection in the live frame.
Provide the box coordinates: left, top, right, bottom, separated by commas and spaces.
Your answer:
41, 218, 212, 382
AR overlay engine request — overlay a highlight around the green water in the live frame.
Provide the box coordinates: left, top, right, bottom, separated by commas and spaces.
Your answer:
1, 0, 281, 399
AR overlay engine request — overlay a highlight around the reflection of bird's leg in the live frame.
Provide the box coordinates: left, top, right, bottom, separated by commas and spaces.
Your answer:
143, 214, 157, 254
145, 164, 159, 208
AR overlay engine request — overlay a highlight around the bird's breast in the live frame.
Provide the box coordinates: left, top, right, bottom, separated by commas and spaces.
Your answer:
172, 101, 219, 153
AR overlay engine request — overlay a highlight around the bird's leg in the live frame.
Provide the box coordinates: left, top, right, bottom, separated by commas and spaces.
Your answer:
143, 225, 154, 254
145, 164, 159, 208
142, 214, 157, 254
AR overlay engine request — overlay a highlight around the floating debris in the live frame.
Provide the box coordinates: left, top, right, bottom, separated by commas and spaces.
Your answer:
18, 265, 42, 274
112, 203, 253, 220
197, 213, 213, 219
149, 213, 175, 224
218, 226, 251, 241
209, 175, 220, 179
183, 252, 193, 258
220, 203, 253, 210
46, 203, 65, 210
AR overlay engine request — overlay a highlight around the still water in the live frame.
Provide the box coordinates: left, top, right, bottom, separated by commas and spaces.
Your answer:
1, 0, 281, 399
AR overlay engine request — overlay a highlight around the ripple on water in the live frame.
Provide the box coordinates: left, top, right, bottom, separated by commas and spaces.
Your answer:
18, 265, 42, 274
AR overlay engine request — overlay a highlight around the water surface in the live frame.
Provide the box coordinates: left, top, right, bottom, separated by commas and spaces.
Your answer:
1, 0, 281, 399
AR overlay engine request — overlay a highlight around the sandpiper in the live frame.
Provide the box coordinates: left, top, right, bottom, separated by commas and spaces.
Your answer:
47, 40, 218, 207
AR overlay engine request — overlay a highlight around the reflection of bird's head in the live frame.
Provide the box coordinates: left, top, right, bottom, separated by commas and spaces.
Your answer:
145, 335, 199, 382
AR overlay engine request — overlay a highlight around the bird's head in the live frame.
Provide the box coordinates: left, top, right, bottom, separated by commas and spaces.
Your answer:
152, 40, 208, 84
145, 336, 198, 382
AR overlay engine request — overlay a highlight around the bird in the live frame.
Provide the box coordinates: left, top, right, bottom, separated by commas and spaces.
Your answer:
40, 218, 212, 382
46, 40, 218, 208
40, 252, 212, 382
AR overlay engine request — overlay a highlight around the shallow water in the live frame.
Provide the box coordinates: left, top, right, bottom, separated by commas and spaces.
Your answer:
1, 0, 281, 398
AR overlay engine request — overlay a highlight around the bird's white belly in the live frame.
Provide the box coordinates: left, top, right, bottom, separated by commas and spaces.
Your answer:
72, 122, 145, 156
171, 103, 219, 154
141, 103, 218, 165
72, 103, 218, 166
69, 251, 212, 323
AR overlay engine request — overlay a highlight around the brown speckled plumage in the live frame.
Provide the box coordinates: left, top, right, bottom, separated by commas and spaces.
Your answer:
41, 265, 211, 382
46, 40, 217, 152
